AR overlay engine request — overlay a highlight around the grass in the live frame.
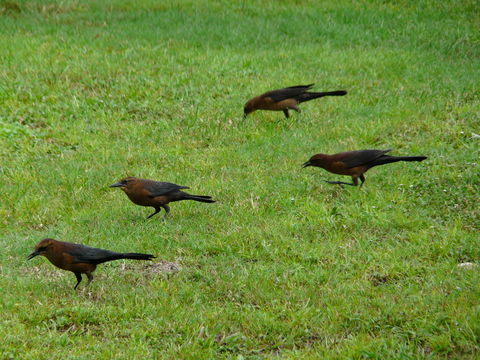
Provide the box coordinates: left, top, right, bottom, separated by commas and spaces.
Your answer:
0, 0, 479, 358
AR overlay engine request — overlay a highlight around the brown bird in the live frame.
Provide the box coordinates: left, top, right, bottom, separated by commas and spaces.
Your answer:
243, 84, 347, 118
27, 238, 155, 289
109, 177, 215, 219
302, 149, 427, 186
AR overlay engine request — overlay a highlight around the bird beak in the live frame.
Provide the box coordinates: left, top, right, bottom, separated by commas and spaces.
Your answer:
27, 251, 40, 260
302, 161, 312, 168
109, 182, 123, 188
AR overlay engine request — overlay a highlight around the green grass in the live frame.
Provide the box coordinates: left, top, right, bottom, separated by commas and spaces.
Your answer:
1, 0, 479, 358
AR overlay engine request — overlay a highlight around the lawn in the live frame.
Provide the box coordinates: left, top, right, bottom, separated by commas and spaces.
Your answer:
0, 0, 479, 358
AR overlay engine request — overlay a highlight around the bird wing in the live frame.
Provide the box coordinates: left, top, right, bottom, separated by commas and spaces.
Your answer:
264, 84, 314, 103
340, 149, 391, 168
143, 180, 190, 198
66, 244, 121, 264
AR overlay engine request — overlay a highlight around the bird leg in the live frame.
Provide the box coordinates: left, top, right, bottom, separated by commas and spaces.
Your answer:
162, 205, 170, 219
283, 109, 290, 118
85, 272, 94, 286
147, 207, 161, 219
73, 272, 82, 290
290, 105, 301, 113
359, 174, 366, 187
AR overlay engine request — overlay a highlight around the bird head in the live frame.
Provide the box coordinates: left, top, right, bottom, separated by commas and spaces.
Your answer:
243, 100, 255, 118
109, 177, 138, 191
302, 154, 325, 168
28, 238, 56, 260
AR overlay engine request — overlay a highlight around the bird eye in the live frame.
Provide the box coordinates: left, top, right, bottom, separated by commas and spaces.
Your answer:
38, 246, 47, 251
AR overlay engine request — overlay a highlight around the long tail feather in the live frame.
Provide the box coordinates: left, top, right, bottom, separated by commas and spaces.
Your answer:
372, 155, 427, 166
184, 195, 216, 203
95, 252, 155, 264
120, 253, 156, 261
298, 90, 347, 102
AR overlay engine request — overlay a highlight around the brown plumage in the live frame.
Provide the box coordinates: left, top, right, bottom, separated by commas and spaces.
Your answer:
302, 149, 427, 186
243, 84, 347, 118
109, 177, 215, 219
27, 238, 155, 289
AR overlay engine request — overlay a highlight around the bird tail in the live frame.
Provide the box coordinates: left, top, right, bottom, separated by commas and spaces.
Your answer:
372, 155, 427, 166
184, 194, 216, 203
94, 251, 155, 264
120, 253, 156, 261
297, 90, 347, 103
96, 253, 156, 263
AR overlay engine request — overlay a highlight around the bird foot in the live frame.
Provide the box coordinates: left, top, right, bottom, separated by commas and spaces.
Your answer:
324, 180, 356, 187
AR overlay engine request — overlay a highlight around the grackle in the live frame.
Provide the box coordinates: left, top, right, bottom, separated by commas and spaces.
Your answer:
243, 84, 347, 118
110, 177, 215, 219
302, 149, 427, 186
28, 238, 155, 289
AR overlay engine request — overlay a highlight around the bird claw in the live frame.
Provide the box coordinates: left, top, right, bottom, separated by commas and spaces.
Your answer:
324, 180, 355, 187
324, 180, 341, 185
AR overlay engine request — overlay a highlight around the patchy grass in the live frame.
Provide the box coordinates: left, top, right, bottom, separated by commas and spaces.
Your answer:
0, 0, 479, 358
